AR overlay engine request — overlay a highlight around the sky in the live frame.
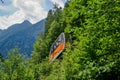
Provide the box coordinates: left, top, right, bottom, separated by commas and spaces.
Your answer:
0, 0, 67, 29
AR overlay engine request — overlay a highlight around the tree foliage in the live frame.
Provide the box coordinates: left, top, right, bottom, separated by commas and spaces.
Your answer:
0, 0, 120, 80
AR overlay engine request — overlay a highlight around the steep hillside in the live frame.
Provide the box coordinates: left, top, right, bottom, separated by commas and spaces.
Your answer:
0, 1, 120, 80
0, 29, 2, 34
0, 19, 45, 57
0, 20, 32, 41
32, 0, 120, 80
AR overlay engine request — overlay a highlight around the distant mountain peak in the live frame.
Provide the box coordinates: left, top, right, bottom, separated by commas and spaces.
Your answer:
0, 19, 45, 57
22, 20, 32, 25
0, 29, 2, 33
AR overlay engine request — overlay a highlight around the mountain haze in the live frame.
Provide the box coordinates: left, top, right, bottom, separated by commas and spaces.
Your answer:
0, 19, 45, 57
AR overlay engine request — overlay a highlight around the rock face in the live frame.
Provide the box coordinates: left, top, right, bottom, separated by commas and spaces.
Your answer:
0, 19, 45, 57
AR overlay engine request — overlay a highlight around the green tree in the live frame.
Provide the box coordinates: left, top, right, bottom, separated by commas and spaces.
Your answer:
0, 48, 35, 80
0, 52, 4, 62
32, 6, 65, 63
31, 0, 120, 79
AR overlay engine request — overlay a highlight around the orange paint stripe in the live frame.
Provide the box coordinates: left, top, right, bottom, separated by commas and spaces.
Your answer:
50, 42, 65, 59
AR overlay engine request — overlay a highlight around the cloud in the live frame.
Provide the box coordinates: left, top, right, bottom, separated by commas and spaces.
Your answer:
50, 0, 65, 8
0, 0, 49, 29
13, 0, 49, 23
0, 0, 66, 29
0, 6, 8, 11
0, 10, 25, 29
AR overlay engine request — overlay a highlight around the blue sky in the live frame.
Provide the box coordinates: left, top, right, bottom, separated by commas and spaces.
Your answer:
0, 0, 66, 29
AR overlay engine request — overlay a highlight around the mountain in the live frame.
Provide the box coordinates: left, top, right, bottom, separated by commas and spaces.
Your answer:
0, 29, 2, 34
0, 20, 32, 41
0, 19, 45, 57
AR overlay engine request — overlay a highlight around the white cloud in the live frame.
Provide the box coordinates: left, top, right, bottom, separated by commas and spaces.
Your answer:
50, 0, 65, 8
0, 6, 8, 11
0, 0, 48, 29
0, 0, 65, 29
13, 0, 48, 23
0, 10, 25, 29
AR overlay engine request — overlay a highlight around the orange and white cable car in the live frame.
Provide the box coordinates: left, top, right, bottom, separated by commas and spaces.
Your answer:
49, 32, 65, 62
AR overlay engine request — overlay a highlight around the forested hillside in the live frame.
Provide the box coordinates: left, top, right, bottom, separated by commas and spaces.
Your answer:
0, 20, 45, 57
0, 0, 120, 80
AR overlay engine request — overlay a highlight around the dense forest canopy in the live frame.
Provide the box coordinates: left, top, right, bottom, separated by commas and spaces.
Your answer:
0, 0, 120, 80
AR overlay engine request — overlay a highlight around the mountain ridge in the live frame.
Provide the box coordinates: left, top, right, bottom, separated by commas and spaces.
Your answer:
0, 19, 45, 57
